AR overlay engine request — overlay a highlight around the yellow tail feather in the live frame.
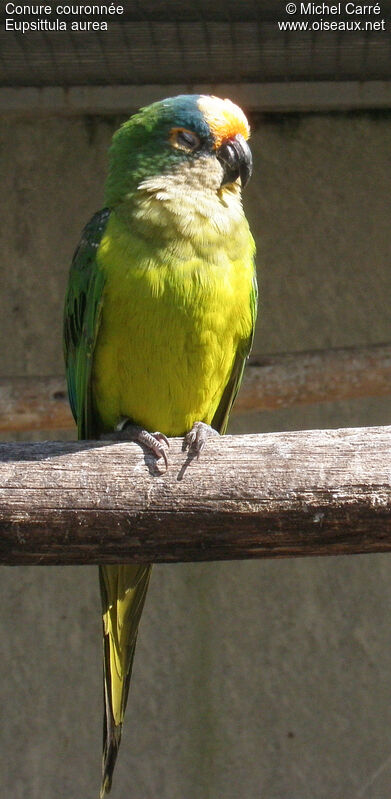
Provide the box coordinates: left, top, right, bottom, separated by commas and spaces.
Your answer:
99, 564, 152, 795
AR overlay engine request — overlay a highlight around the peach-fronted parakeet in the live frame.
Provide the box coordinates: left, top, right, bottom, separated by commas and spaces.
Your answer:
63, 94, 257, 796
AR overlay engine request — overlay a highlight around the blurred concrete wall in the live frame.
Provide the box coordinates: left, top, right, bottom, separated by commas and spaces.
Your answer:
1, 109, 391, 799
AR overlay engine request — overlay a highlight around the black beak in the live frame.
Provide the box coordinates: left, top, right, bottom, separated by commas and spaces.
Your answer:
217, 133, 253, 189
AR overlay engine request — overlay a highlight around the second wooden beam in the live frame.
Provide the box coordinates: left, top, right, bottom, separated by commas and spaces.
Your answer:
0, 343, 390, 433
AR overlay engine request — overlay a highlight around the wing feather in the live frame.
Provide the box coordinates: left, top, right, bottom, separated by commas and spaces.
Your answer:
63, 208, 110, 438
212, 269, 258, 434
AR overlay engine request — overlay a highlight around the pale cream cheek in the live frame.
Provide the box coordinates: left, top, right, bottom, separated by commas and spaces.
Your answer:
135, 155, 245, 239
138, 153, 224, 193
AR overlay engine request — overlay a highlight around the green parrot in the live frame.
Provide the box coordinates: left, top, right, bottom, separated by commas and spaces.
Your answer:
63, 94, 257, 796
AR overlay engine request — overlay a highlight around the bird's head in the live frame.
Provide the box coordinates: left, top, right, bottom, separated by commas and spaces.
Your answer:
104, 94, 252, 206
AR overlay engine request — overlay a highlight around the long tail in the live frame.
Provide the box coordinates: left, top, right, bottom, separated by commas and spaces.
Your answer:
99, 563, 152, 797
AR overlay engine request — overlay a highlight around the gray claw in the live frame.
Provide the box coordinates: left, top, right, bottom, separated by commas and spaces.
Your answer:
184, 422, 219, 457
138, 429, 169, 470
152, 431, 170, 448
103, 421, 169, 470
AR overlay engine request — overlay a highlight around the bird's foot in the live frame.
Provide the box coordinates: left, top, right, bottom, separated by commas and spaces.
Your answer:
183, 422, 219, 457
102, 419, 170, 470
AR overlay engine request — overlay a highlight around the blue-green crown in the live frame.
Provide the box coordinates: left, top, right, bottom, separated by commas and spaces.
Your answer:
104, 95, 214, 205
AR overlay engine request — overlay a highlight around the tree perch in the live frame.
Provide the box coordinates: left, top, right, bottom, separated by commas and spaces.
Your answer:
1, 343, 390, 433
1, 426, 391, 566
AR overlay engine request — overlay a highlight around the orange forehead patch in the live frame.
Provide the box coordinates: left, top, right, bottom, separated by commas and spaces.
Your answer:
197, 95, 250, 148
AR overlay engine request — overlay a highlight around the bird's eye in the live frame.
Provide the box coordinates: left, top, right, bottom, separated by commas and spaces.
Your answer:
169, 127, 201, 152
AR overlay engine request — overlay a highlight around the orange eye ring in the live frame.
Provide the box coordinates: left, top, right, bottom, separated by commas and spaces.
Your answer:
169, 127, 201, 152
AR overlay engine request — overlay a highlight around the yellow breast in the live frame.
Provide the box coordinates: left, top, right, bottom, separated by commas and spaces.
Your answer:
92, 203, 255, 436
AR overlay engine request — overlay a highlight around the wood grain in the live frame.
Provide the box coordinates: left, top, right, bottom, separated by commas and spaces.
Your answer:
1, 344, 391, 432
236, 343, 391, 413
1, 426, 391, 565
0, 375, 73, 433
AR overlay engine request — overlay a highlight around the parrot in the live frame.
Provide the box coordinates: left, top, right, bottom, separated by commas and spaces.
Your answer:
63, 94, 257, 796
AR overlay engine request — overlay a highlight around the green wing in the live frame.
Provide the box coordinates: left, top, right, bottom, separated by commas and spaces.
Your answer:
212, 269, 258, 434
63, 208, 110, 439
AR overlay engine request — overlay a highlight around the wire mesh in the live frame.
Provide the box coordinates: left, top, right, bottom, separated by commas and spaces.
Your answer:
0, 0, 390, 87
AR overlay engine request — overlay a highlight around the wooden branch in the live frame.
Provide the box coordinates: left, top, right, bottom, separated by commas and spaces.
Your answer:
0, 375, 73, 433
235, 342, 391, 413
1, 344, 391, 432
1, 427, 391, 565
